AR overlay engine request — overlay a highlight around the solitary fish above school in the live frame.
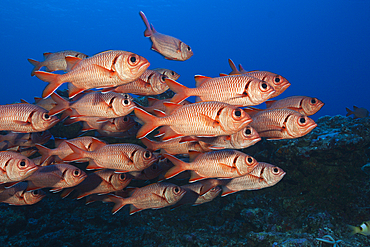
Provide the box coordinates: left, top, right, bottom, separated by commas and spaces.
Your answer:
348, 221, 370, 236
28, 50, 88, 76
0, 103, 59, 133
34, 50, 150, 98
139, 11, 193, 61
346, 106, 369, 119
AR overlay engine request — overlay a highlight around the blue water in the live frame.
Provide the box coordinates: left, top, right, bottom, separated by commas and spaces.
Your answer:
1, 0, 369, 120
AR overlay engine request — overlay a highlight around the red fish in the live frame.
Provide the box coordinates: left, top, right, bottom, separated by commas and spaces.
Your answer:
249, 108, 317, 140
0, 182, 45, 205
221, 162, 285, 196
152, 68, 180, 80
134, 101, 252, 141
108, 182, 186, 214
139, 11, 193, 61
164, 150, 259, 182
167, 74, 275, 106
0, 103, 59, 133
34, 50, 150, 98
0, 151, 38, 184
28, 50, 88, 76
136, 97, 191, 115
141, 137, 208, 155
264, 96, 324, 116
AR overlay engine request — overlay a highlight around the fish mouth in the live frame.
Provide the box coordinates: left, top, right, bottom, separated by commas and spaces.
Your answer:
24, 166, 39, 177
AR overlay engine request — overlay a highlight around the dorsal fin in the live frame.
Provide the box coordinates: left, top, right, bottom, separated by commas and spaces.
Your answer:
265, 100, 277, 108
194, 75, 211, 87
238, 64, 248, 73
34, 97, 42, 103
43, 52, 52, 59
163, 102, 182, 115
65, 56, 82, 71
228, 59, 240, 75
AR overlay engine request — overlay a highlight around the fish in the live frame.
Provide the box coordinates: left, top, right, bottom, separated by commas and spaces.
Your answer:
0, 182, 45, 205
163, 150, 259, 182
152, 68, 180, 80
110, 69, 169, 95
264, 96, 324, 116
63, 142, 158, 172
139, 11, 193, 61
107, 182, 186, 214
0, 131, 51, 148
48, 92, 135, 119
0, 103, 59, 133
134, 101, 252, 141
346, 106, 369, 119
249, 108, 317, 140
221, 162, 286, 196
129, 159, 173, 181
34, 50, 150, 98
141, 137, 208, 155
136, 97, 191, 115
0, 151, 38, 184
35, 136, 107, 165
26, 163, 87, 192
61, 170, 132, 199
28, 50, 88, 76
348, 221, 370, 236
167, 74, 275, 106
80, 115, 136, 133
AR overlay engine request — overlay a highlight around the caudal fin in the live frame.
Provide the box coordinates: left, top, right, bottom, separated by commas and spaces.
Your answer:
165, 78, 192, 103
346, 107, 353, 117
34, 71, 63, 98
62, 141, 88, 162
35, 144, 53, 165
163, 153, 188, 180
28, 58, 42, 76
134, 108, 161, 139
141, 137, 161, 151
139, 11, 153, 37
49, 93, 70, 116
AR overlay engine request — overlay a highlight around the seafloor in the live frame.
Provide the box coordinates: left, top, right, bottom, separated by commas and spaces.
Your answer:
0, 111, 369, 246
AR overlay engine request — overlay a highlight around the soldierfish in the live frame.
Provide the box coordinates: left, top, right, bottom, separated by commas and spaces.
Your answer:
34, 50, 150, 98
139, 11, 193, 61
0, 151, 38, 184
26, 163, 86, 192
48, 92, 135, 118
136, 97, 191, 115
0, 103, 59, 133
0, 131, 51, 148
61, 170, 132, 199
110, 69, 169, 95
129, 159, 173, 181
141, 137, 208, 155
163, 150, 259, 182
63, 142, 157, 172
108, 182, 186, 214
167, 74, 275, 106
263, 96, 324, 116
221, 162, 286, 196
134, 101, 252, 141
249, 108, 317, 140
152, 68, 180, 80
0, 182, 45, 205
28, 50, 88, 76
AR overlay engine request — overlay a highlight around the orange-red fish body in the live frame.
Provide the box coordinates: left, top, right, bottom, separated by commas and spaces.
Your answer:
0, 103, 59, 133
250, 108, 317, 140
141, 137, 207, 155
176, 180, 222, 207
167, 74, 275, 106
35, 136, 106, 165
265, 96, 324, 116
28, 50, 88, 76
49, 92, 135, 118
135, 101, 252, 141
112, 69, 169, 96
221, 162, 285, 196
164, 150, 259, 182
26, 163, 87, 192
0, 151, 38, 183
34, 50, 150, 98
33, 96, 57, 111
0, 182, 45, 205
139, 11, 193, 61
129, 159, 173, 180
0, 131, 51, 149
61, 170, 132, 199
109, 182, 186, 214
63, 142, 157, 172
152, 68, 180, 80
136, 97, 191, 115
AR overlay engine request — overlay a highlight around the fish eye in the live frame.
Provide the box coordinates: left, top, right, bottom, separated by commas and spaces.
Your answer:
144, 151, 152, 159
119, 173, 126, 180
174, 186, 180, 193
123, 116, 128, 122
152, 164, 158, 170
73, 169, 81, 176
20, 160, 26, 167
187, 46, 191, 51
274, 77, 280, 83
123, 99, 129, 105
299, 117, 306, 124
247, 157, 253, 164
311, 98, 317, 104
273, 167, 280, 174
32, 190, 39, 195
43, 113, 50, 120
261, 82, 268, 89
244, 127, 252, 136
130, 56, 137, 64
171, 71, 175, 76
234, 109, 241, 117
161, 75, 167, 81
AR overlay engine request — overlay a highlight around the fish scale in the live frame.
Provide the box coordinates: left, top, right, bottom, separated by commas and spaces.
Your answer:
265, 96, 324, 116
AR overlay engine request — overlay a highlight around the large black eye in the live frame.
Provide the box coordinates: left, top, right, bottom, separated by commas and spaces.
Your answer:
299, 117, 306, 124
161, 75, 167, 81
247, 157, 253, 163
311, 98, 316, 104
234, 109, 241, 117
44, 114, 50, 119
123, 116, 128, 122
123, 99, 129, 105
20, 160, 26, 167
187, 46, 191, 51
33, 190, 39, 195
174, 186, 180, 193
130, 56, 136, 63
74, 169, 80, 176
119, 173, 126, 180
274, 77, 280, 83
171, 71, 175, 76
261, 83, 267, 89
144, 151, 151, 159
273, 167, 279, 173
244, 128, 251, 135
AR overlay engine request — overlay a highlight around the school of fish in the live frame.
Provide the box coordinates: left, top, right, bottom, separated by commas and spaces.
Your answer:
0, 11, 324, 215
